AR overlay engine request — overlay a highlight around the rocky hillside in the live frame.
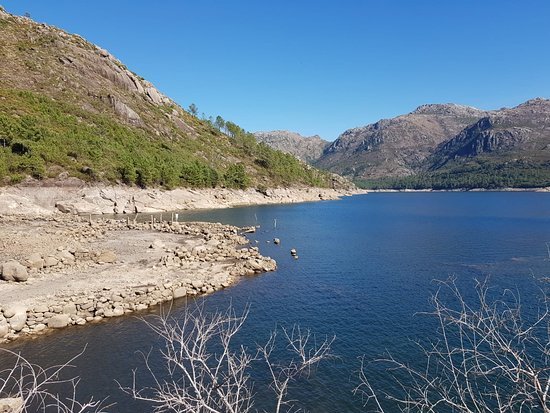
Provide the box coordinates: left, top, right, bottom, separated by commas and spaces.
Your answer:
316, 103, 487, 180
0, 8, 331, 189
315, 100, 550, 188
254, 130, 329, 163
412, 98, 550, 189
430, 99, 550, 168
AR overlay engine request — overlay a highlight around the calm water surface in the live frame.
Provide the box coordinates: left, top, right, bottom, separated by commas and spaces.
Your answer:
1, 192, 549, 412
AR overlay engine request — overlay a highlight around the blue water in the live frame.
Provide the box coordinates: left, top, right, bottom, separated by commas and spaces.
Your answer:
1, 192, 549, 412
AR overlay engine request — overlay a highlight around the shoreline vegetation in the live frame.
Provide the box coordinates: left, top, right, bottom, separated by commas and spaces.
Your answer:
367, 187, 549, 193
0, 185, 360, 344
353, 166, 550, 191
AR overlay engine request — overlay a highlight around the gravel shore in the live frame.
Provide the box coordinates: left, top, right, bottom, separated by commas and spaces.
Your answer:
0, 214, 276, 343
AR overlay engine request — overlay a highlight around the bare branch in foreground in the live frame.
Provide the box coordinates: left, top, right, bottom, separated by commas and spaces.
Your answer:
123, 304, 335, 413
259, 325, 335, 413
355, 277, 550, 413
0, 347, 110, 413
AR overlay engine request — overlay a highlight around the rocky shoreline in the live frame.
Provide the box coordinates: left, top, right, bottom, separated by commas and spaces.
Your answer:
0, 215, 276, 343
0, 183, 362, 216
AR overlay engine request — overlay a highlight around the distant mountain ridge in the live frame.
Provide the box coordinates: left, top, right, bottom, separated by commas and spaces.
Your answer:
317, 103, 487, 180
256, 100, 550, 189
254, 131, 329, 164
317, 98, 550, 188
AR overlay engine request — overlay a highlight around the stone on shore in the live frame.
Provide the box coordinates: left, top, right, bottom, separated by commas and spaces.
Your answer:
0, 397, 24, 413
62, 303, 77, 315
55, 200, 103, 215
56, 250, 75, 264
150, 239, 165, 249
34, 323, 47, 332
191, 280, 204, 289
95, 250, 117, 264
43, 256, 59, 267
4, 304, 26, 318
1, 260, 29, 282
173, 286, 187, 299
5, 305, 27, 332
26, 253, 44, 269
34, 304, 49, 313
0, 320, 8, 337
47, 314, 70, 329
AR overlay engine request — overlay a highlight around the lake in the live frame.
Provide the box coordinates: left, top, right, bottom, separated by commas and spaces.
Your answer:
1, 192, 549, 412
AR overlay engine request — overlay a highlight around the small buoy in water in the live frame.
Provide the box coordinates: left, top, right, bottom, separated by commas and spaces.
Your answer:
293, 255, 299, 260
274, 238, 280, 245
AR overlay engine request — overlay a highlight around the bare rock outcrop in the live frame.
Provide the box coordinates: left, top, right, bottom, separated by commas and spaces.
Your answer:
108, 95, 143, 125
1, 261, 29, 282
1, 185, 358, 216
254, 130, 329, 163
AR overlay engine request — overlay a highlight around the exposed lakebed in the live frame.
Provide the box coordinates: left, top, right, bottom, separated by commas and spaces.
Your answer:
1, 192, 549, 412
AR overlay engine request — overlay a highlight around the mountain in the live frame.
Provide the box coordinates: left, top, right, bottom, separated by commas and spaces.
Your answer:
418, 98, 550, 188
430, 98, 550, 168
315, 104, 487, 180
254, 131, 329, 163
0, 8, 331, 189
315, 100, 550, 189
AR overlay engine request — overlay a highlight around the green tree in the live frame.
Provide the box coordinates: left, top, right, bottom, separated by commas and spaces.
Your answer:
214, 115, 225, 131
188, 103, 198, 117
117, 154, 136, 185
225, 121, 241, 138
224, 163, 250, 189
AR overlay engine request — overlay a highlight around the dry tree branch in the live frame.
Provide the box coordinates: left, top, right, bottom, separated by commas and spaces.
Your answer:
121, 304, 255, 413
122, 303, 335, 413
258, 325, 335, 413
0, 347, 110, 413
356, 277, 550, 413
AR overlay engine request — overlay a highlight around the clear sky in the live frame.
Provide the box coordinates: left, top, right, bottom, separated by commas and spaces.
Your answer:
2, 1, 550, 140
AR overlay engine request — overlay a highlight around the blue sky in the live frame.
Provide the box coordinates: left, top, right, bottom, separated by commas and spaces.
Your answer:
2, 1, 549, 140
